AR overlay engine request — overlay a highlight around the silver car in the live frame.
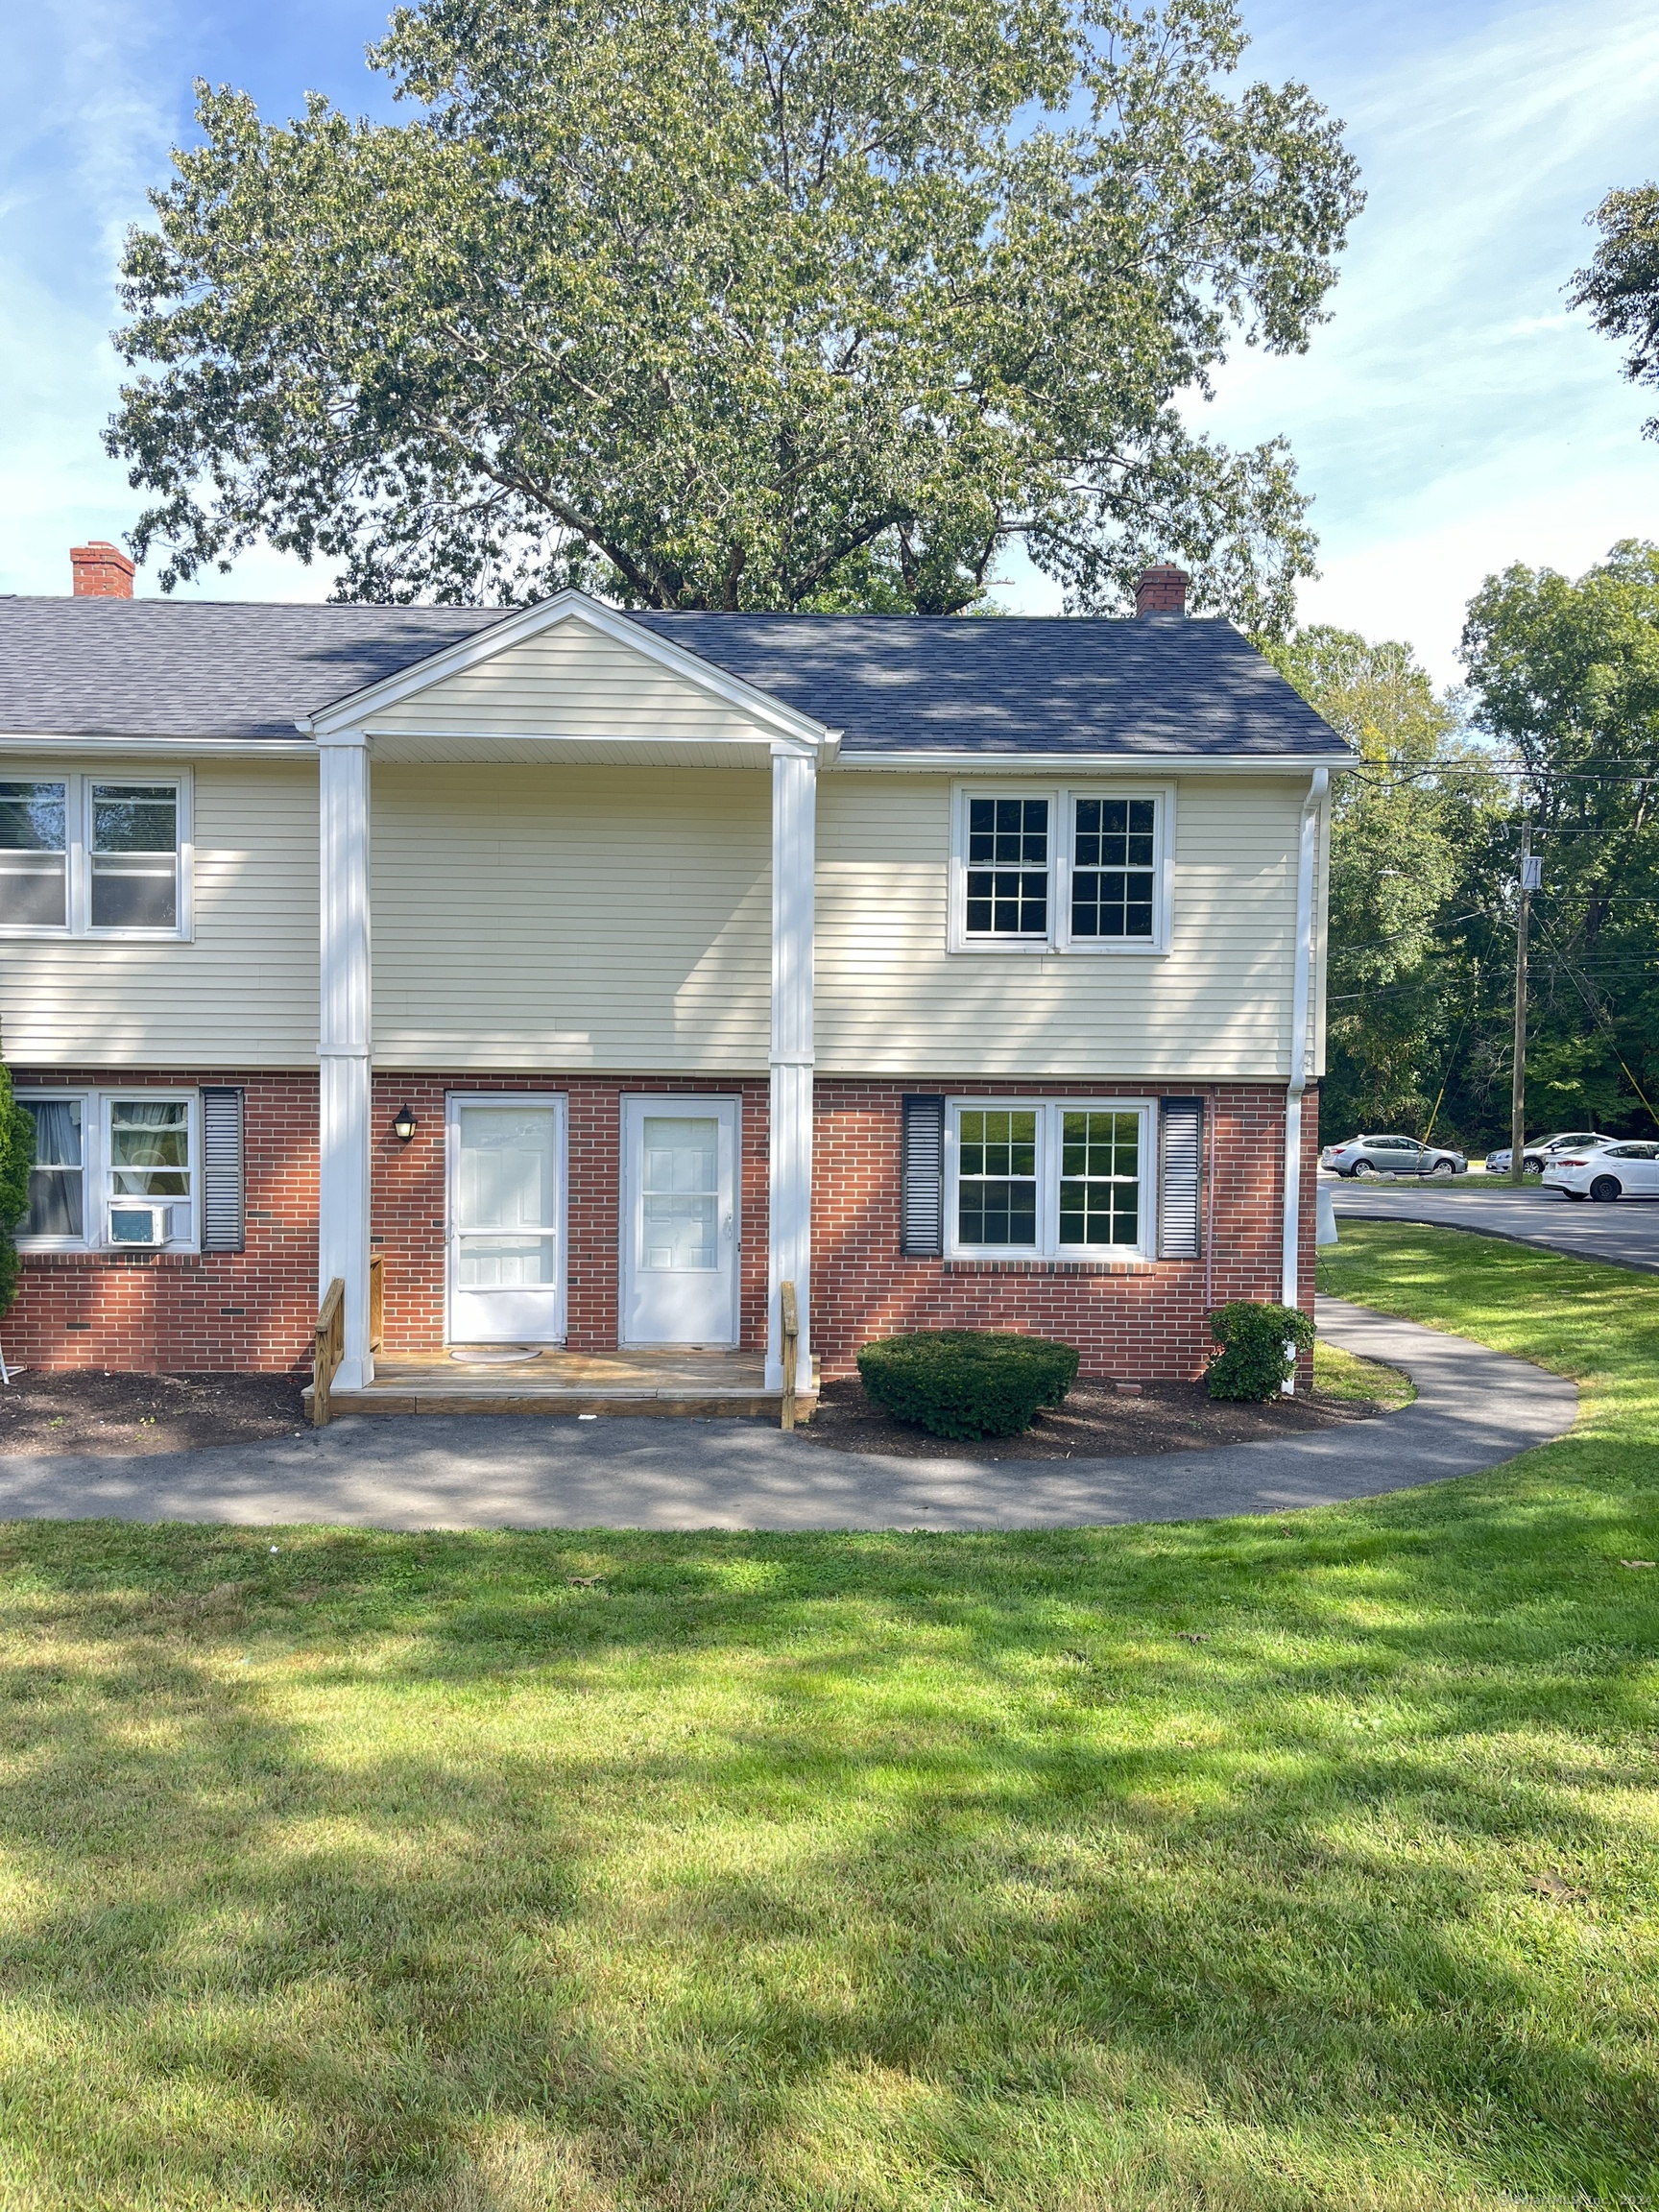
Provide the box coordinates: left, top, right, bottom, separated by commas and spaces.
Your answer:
1485, 1130, 1609, 1175
1323, 1135, 1468, 1179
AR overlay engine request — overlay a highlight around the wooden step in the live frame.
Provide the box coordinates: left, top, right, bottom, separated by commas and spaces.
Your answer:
302, 1383, 816, 1420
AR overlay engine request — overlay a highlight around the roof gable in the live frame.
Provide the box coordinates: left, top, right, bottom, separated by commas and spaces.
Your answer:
311, 593, 828, 754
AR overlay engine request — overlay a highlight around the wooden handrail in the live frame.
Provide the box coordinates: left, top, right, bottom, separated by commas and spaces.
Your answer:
369, 1250, 385, 1353
780, 1279, 799, 1431
312, 1276, 345, 1429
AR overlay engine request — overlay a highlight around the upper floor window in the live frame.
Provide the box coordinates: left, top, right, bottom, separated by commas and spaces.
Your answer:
0, 782, 68, 927
0, 773, 189, 938
950, 784, 1171, 953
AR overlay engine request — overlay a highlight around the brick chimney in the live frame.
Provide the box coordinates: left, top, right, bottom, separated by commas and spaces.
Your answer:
1134, 563, 1189, 617
71, 541, 135, 599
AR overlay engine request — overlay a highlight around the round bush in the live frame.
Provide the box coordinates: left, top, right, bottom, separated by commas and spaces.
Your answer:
1206, 1300, 1315, 1401
856, 1330, 1080, 1440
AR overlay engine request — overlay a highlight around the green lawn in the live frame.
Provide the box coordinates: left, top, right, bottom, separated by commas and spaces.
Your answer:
0, 1224, 1656, 2210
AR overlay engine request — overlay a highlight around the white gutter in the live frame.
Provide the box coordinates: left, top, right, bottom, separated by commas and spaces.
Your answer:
831, 749, 1354, 776
1282, 766, 1329, 1314
0, 733, 317, 758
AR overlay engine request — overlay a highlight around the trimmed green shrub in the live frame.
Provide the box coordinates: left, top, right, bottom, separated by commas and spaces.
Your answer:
1206, 1300, 1316, 1401
0, 1059, 33, 1319
856, 1330, 1080, 1440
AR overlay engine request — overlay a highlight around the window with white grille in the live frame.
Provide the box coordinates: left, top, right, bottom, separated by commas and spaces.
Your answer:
951, 785, 1170, 952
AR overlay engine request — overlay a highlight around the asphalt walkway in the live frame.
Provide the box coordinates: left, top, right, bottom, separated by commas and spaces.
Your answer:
1329, 1177, 1659, 1274
0, 1300, 1576, 1531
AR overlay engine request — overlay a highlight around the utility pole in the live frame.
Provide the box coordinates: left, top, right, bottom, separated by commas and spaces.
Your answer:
1510, 822, 1540, 1187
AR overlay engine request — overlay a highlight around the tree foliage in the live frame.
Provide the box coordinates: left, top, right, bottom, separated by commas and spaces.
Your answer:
1262, 625, 1502, 1139
108, 0, 1361, 621
1273, 548, 1659, 1151
1570, 183, 1659, 440
1459, 541, 1659, 1134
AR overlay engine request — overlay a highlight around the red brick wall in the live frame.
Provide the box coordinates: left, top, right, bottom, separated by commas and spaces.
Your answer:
8, 1070, 318, 1375
812, 1079, 1318, 1383
7, 1068, 1318, 1384
369, 1074, 771, 1356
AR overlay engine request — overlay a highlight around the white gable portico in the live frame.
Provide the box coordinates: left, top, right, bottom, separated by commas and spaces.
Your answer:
303, 591, 833, 1397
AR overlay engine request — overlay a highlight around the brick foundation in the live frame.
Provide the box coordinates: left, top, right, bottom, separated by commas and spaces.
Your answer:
9, 1069, 1317, 1383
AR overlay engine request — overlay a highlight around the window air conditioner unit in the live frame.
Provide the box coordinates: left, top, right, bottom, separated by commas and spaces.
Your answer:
108, 1203, 168, 1248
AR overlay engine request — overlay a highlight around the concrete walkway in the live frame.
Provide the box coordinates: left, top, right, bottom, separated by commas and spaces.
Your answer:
0, 1301, 1576, 1532
1331, 1177, 1659, 1275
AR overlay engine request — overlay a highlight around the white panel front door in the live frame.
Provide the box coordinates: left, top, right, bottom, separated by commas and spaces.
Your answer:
446, 1096, 566, 1343
622, 1097, 739, 1345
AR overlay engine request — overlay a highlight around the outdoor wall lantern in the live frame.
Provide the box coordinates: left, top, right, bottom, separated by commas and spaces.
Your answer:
391, 1104, 418, 1144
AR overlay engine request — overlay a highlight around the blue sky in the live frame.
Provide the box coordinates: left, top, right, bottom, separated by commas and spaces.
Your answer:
3, 0, 1657, 685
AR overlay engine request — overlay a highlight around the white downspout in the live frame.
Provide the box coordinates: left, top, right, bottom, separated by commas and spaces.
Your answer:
1282, 767, 1329, 1317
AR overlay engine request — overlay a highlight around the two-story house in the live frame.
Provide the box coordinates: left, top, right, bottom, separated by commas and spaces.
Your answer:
0, 543, 1347, 1413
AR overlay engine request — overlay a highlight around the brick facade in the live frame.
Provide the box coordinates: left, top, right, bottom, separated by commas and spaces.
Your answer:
7, 1070, 318, 1375
9, 1068, 1317, 1382
812, 1078, 1318, 1383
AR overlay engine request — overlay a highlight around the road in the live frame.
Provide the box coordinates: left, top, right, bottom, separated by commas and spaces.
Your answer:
1327, 1174, 1659, 1275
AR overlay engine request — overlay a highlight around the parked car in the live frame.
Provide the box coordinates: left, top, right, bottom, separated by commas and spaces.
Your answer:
1485, 1130, 1611, 1175
1322, 1135, 1468, 1179
1542, 1141, 1659, 1202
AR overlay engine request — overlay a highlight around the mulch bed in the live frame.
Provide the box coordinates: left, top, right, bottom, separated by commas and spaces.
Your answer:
800, 1375, 1392, 1459
0, 1370, 308, 1456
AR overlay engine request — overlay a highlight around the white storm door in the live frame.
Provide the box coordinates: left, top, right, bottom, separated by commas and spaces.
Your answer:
446, 1096, 566, 1343
622, 1097, 738, 1345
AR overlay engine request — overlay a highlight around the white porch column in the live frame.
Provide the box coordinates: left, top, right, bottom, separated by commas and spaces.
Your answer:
766, 744, 817, 1393
318, 731, 373, 1390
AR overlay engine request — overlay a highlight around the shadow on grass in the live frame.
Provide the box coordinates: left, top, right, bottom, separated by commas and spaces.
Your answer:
0, 1505, 1654, 2208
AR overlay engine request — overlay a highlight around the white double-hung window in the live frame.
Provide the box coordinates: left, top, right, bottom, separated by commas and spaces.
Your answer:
948, 1099, 1155, 1259
15, 1092, 198, 1250
950, 784, 1171, 952
0, 774, 189, 937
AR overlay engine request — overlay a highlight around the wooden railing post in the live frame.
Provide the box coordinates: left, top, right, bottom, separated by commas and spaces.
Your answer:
313, 1276, 345, 1429
368, 1250, 385, 1353
780, 1279, 799, 1431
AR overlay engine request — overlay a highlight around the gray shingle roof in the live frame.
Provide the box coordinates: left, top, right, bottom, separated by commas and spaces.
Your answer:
632, 612, 1343, 757
0, 595, 1346, 757
0, 599, 503, 740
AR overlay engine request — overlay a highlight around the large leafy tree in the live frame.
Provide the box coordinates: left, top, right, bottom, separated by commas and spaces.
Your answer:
108, 0, 1361, 620
1458, 541, 1659, 1136
1570, 183, 1659, 439
1264, 627, 1502, 1139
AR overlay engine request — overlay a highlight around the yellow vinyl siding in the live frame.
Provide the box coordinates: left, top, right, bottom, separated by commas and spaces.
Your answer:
0, 757, 318, 1069
364, 616, 778, 745
815, 775, 1305, 1078
371, 763, 771, 1070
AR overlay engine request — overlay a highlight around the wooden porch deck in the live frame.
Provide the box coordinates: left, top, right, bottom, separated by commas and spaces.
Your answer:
304, 1345, 817, 1420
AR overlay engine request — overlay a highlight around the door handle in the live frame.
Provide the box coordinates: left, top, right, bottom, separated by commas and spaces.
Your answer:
723, 1214, 734, 1239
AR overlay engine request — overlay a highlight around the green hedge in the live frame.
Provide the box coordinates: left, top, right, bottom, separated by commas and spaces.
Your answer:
1206, 1300, 1316, 1402
856, 1330, 1080, 1440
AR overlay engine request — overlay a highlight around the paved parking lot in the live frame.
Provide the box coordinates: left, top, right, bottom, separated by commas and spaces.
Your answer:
1328, 1174, 1659, 1274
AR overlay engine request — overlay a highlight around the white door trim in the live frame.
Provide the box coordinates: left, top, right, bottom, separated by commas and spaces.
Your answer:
445, 1092, 568, 1344
619, 1094, 742, 1347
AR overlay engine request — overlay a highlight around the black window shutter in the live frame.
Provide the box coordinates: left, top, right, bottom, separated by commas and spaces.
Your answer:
1158, 1097, 1203, 1260
201, 1087, 246, 1253
901, 1095, 946, 1258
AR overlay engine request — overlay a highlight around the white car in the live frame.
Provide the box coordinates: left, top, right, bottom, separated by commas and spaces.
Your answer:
1542, 1141, 1659, 1202
1486, 1131, 1610, 1175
